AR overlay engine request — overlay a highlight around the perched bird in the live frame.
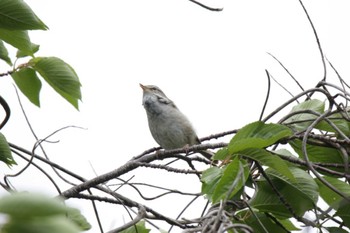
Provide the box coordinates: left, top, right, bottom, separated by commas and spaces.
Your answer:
140, 84, 213, 160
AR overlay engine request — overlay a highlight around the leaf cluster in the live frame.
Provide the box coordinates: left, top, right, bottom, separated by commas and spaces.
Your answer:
0, 192, 90, 233
200, 91, 350, 233
0, 0, 82, 110
0, 0, 83, 168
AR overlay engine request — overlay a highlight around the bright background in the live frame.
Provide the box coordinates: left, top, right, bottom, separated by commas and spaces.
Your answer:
0, 0, 349, 232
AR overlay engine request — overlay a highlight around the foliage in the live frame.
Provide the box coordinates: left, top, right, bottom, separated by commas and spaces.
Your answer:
0, 0, 81, 111
195, 88, 349, 233
0, 1, 87, 233
0, 193, 91, 233
0, 132, 16, 166
1, 1, 350, 233
0, 0, 82, 108
0, 0, 82, 167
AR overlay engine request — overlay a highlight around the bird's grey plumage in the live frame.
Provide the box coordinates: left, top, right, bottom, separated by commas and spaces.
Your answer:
140, 84, 213, 160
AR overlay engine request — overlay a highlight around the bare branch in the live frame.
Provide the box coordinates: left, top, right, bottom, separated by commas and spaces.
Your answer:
298, 0, 326, 81
187, 0, 223, 11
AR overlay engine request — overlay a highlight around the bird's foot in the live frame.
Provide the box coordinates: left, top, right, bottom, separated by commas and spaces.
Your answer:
182, 144, 191, 155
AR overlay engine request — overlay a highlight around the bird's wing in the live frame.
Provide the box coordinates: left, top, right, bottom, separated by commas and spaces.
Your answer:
156, 94, 178, 108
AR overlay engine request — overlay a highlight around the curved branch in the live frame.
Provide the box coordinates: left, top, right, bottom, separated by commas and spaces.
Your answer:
259, 70, 271, 121
262, 87, 334, 122
301, 110, 350, 201
0, 95, 10, 130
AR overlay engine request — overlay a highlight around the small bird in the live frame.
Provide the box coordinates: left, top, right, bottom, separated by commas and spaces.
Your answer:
140, 84, 213, 160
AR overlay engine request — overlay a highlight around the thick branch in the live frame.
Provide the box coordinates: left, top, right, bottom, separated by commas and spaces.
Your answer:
61, 142, 225, 198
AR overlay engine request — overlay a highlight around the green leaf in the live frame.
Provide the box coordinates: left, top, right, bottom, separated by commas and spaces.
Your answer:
201, 158, 250, 203
284, 99, 325, 131
0, 132, 16, 166
0, 193, 70, 218
0, 40, 12, 65
211, 157, 249, 203
213, 147, 229, 160
267, 167, 319, 204
278, 219, 300, 231
66, 208, 91, 231
120, 220, 151, 233
201, 166, 223, 201
289, 139, 344, 165
0, 29, 39, 56
316, 177, 350, 209
0, 0, 48, 30
2, 216, 81, 233
16, 43, 40, 58
11, 68, 42, 107
250, 167, 318, 218
336, 202, 350, 229
273, 148, 296, 157
237, 210, 300, 233
239, 148, 295, 181
326, 227, 350, 233
214, 121, 292, 160
0, 193, 90, 232
316, 110, 350, 136
30, 57, 82, 110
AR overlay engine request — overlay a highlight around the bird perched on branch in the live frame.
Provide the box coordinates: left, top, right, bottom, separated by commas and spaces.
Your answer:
140, 84, 214, 161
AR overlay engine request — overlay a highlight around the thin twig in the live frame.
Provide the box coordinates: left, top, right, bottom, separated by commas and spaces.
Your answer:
187, 0, 223, 11
259, 70, 271, 121
298, 0, 326, 81
267, 52, 305, 92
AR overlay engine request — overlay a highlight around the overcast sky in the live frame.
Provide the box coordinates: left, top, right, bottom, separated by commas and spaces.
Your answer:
1, 0, 349, 232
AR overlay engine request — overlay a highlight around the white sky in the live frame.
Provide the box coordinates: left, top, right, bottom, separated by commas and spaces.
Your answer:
0, 0, 350, 232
